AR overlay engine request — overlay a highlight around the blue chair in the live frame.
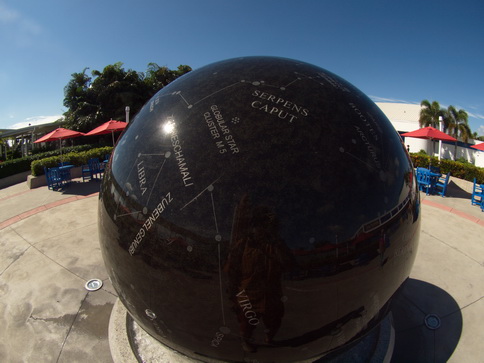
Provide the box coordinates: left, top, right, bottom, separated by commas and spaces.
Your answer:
89, 158, 105, 178
81, 163, 91, 182
44, 167, 63, 191
471, 178, 484, 207
416, 167, 433, 195
416, 168, 424, 190
58, 162, 73, 184
435, 172, 451, 197
82, 158, 105, 181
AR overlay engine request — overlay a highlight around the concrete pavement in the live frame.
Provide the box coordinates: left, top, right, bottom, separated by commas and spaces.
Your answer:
0, 178, 116, 363
0, 176, 482, 362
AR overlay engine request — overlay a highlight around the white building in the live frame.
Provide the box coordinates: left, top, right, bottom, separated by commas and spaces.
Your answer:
375, 102, 484, 168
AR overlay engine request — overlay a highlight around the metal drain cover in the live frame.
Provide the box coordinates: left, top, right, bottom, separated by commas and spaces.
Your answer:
85, 279, 103, 291
424, 314, 441, 330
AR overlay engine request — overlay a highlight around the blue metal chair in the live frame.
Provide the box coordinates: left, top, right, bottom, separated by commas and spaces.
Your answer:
58, 162, 73, 184
435, 172, 451, 197
81, 163, 91, 182
89, 158, 105, 179
82, 158, 105, 181
416, 167, 433, 195
44, 167, 54, 190
471, 178, 484, 208
44, 167, 63, 190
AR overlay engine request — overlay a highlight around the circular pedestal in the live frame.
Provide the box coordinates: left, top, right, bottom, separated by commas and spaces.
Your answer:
109, 299, 394, 363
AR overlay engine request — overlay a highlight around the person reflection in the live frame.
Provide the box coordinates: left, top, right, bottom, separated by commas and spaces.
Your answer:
225, 195, 294, 352
378, 229, 390, 267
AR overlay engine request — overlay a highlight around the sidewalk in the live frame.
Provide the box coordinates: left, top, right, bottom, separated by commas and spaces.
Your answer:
0, 178, 116, 363
0, 178, 482, 362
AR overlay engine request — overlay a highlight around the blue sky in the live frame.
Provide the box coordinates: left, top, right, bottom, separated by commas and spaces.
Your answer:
1, 0, 483, 135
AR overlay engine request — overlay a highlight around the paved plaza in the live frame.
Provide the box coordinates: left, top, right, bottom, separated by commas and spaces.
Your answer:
0, 177, 482, 362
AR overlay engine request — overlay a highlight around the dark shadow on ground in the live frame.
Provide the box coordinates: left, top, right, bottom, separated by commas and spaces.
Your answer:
61, 179, 102, 197
445, 181, 472, 199
390, 278, 462, 363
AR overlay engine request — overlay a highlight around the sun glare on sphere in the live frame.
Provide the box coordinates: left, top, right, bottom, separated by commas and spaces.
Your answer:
162, 120, 175, 134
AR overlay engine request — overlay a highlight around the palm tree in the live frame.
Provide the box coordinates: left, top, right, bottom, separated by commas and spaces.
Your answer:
444, 106, 471, 160
419, 100, 445, 128
419, 100, 446, 157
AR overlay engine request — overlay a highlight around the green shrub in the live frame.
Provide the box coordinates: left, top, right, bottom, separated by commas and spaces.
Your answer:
30, 146, 113, 176
455, 157, 471, 165
0, 158, 32, 178
0, 144, 96, 179
410, 154, 484, 184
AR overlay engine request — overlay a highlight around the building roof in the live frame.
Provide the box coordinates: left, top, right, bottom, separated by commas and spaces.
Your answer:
375, 102, 422, 132
0, 122, 60, 139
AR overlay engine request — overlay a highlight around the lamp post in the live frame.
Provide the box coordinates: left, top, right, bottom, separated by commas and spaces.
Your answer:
438, 116, 443, 160
125, 106, 130, 124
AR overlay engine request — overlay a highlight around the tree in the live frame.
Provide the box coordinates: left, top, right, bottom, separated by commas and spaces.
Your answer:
444, 105, 471, 161
419, 100, 445, 129
144, 63, 192, 93
445, 106, 470, 142
63, 68, 92, 110
89, 62, 150, 128
63, 62, 191, 133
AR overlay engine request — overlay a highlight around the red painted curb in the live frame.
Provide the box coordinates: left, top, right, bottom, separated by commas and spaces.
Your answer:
422, 199, 484, 226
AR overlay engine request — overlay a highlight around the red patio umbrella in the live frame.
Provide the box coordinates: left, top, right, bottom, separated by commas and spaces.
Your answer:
85, 120, 127, 145
34, 127, 85, 160
471, 143, 484, 151
401, 126, 457, 160
401, 126, 457, 142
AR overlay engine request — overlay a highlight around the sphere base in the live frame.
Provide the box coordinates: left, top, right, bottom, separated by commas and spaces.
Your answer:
109, 299, 395, 363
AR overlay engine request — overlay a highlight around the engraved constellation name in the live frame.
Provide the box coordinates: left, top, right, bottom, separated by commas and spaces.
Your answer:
354, 125, 381, 169
129, 192, 173, 255
349, 103, 379, 141
251, 89, 309, 123
137, 160, 147, 196
171, 132, 194, 187
203, 105, 239, 154
236, 290, 260, 326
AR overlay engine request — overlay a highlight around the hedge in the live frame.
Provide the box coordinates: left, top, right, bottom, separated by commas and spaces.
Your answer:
2, 146, 483, 184
410, 154, 484, 184
31, 146, 113, 176
0, 158, 32, 179
0, 144, 94, 179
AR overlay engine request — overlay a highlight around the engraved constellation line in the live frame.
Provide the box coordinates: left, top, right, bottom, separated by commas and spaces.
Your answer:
340, 148, 378, 170
114, 152, 170, 219
179, 176, 222, 211
179, 178, 226, 326
145, 158, 167, 205
175, 82, 240, 108
171, 75, 308, 110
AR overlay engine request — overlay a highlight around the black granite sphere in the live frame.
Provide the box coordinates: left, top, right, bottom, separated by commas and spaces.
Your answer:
99, 56, 420, 362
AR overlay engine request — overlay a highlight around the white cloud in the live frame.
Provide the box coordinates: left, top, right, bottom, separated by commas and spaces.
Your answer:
467, 111, 484, 121
9, 115, 63, 129
0, 2, 19, 23
369, 95, 419, 105
478, 125, 484, 136
0, 2, 43, 47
